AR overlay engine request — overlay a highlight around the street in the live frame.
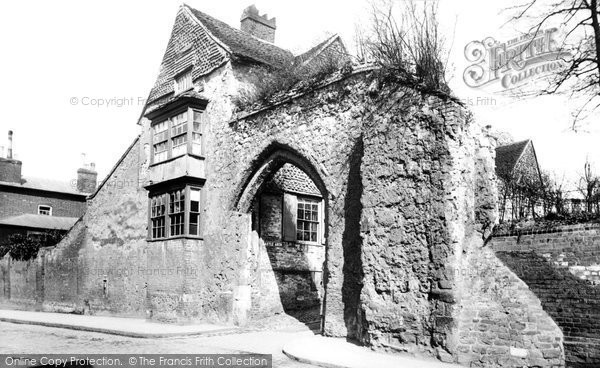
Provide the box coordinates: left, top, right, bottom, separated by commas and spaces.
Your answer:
0, 322, 316, 368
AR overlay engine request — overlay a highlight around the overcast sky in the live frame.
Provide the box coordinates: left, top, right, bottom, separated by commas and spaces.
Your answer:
0, 0, 597, 193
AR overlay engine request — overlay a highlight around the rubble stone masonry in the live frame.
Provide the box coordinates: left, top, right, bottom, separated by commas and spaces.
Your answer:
0, 64, 567, 367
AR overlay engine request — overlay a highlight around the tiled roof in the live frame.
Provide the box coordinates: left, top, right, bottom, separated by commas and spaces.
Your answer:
495, 140, 530, 178
294, 34, 343, 66
0, 176, 88, 196
266, 164, 321, 196
0, 214, 79, 231
185, 5, 294, 69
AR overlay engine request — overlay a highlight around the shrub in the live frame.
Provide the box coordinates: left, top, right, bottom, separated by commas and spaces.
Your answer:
357, 0, 449, 93
1, 230, 65, 261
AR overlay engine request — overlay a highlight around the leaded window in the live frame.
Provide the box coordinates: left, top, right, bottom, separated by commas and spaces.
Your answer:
149, 186, 202, 240
150, 109, 203, 164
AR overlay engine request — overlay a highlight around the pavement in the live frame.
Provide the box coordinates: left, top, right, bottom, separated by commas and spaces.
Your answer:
0, 309, 237, 338
0, 309, 466, 368
283, 335, 464, 368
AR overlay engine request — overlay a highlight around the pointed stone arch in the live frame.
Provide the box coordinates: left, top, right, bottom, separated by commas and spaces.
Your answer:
232, 142, 330, 214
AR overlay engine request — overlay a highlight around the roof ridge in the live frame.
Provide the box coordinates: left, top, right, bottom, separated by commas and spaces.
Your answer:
183, 4, 294, 67
295, 33, 339, 57
497, 139, 530, 149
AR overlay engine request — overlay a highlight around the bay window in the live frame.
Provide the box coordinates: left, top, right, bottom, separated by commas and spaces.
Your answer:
149, 185, 203, 240
150, 108, 204, 164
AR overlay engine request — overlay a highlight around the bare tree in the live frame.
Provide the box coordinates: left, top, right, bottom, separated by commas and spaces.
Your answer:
543, 171, 568, 215
577, 158, 600, 213
507, 0, 600, 128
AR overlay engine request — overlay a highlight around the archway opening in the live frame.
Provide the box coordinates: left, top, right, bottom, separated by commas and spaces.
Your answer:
234, 146, 330, 331
250, 162, 326, 329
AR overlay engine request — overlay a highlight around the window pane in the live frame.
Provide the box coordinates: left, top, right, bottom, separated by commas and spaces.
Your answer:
193, 110, 202, 123
189, 213, 199, 236
190, 189, 200, 213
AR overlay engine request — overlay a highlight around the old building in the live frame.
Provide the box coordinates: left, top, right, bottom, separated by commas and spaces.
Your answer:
495, 139, 544, 222
0, 5, 567, 367
0, 131, 97, 243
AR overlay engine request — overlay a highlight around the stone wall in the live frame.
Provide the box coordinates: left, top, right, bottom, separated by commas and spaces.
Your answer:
492, 224, 600, 367
0, 59, 558, 366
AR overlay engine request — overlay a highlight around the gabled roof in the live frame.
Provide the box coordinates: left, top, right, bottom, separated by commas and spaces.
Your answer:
294, 34, 347, 67
185, 5, 294, 69
495, 140, 531, 178
0, 214, 79, 231
0, 177, 88, 197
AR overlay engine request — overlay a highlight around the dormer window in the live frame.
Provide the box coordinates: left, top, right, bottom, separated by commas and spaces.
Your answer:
38, 205, 52, 216
174, 69, 192, 95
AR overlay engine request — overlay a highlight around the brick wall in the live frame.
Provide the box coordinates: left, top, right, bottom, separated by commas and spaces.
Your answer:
491, 224, 600, 367
0, 189, 86, 219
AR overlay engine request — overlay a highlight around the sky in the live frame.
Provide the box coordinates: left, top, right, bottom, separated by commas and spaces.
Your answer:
0, 0, 597, 192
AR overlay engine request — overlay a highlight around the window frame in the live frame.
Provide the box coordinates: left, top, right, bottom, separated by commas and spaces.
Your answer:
148, 184, 203, 241
38, 205, 52, 216
150, 107, 204, 165
174, 68, 193, 95
295, 196, 321, 245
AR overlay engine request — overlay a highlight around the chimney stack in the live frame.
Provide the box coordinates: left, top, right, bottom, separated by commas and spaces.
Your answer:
240, 5, 276, 43
8, 130, 13, 159
0, 130, 22, 183
77, 159, 98, 193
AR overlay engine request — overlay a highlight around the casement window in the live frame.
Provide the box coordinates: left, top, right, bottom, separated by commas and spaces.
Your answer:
174, 69, 192, 95
149, 185, 203, 240
169, 189, 185, 236
153, 121, 169, 163
150, 194, 166, 238
150, 108, 204, 164
38, 205, 52, 216
189, 188, 201, 236
170, 112, 188, 157
192, 110, 202, 155
282, 194, 324, 244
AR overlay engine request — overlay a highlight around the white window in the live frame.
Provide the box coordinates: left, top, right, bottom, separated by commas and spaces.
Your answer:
171, 112, 188, 157
174, 70, 192, 94
38, 205, 52, 216
297, 198, 320, 243
153, 121, 168, 163
282, 194, 323, 244
192, 110, 202, 156
150, 109, 203, 164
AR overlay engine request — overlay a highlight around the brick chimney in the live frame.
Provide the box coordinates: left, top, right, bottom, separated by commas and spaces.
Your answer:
240, 5, 276, 43
77, 162, 97, 193
0, 130, 22, 183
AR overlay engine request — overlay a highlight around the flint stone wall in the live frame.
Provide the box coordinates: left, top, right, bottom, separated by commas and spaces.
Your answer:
0, 66, 562, 366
